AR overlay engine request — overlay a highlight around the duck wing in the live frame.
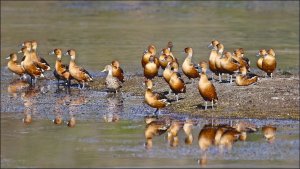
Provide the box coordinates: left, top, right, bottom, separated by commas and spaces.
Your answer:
79, 67, 93, 78
40, 57, 50, 67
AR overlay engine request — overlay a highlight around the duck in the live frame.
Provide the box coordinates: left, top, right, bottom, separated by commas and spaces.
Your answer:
67, 116, 76, 127
6, 53, 26, 79
198, 61, 218, 110
49, 48, 72, 87
144, 120, 170, 149
163, 62, 173, 84
22, 113, 32, 124
167, 120, 183, 147
145, 79, 170, 116
102, 64, 122, 93
159, 48, 174, 69
30, 40, 51, 69
256, 49, 265, 71
144, 55, 159, 80
262, 49, 277, 78
65, 49, 93, 89
233, 48, 250, 71
19, 47, 44, 85
208, 40, 220, 80
53, 115, 63, 125
214, 43, 225, 82
235, 66, 258, 86
111, 60, 125, 83
183, 119, 196, 145
198, 124, 217, 151
141, 45, 160, 68
169, 72, 186, 102
220, 51, 240, 83
182, 47, 200, 83
262, 125, 276, 143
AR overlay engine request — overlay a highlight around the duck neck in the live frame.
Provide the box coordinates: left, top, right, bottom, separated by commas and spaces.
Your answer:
56, 55, 62, 61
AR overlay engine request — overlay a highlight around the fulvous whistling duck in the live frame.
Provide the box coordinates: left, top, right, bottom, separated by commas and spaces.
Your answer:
6, 53, 26, 79
144, 55, 159, 80
145, 79, 170, 116
67, 116, 76, 127
19, 47, 44, 85
23, 113, 32, 124
256, 49, 265, 71
208, 40, 220, 79
159, 48, 174, 69
183, 119, 197, 145
167, 120, 183, 147
235, 66, 258, 86
53, 115, 63, 125
169, 72, 186, 102
102, 64, 122, 93
262, 49, 277, 78
262, 125, 276, 143
233, 48, 250, 71
49, 49, 72, 87
220, 51, 240, 83
111, 60, 125, 83
30, 40, 51, 69
65, 49, 93, 89
198, 61, 218, 110
214, 43, 225, 82
167, 41, 173, 52
141, 45, 160, 68
163, 62, 173, 84
166, 41, 180, 67
198, 125, 217, 151
144, 120, 170, 149
182, 47, 200, 83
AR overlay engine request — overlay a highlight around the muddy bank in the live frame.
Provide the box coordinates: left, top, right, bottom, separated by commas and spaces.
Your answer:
91, 69, 299, 120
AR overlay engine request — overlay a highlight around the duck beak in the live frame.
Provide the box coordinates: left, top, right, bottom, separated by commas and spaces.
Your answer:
208, 43, 213, 48
49, 51, 55, 55
18, 43, 24, 47
256, 53, 260, 57
6, 56, 10, 60
101, 68, 107, 72
17, 50, 22, 54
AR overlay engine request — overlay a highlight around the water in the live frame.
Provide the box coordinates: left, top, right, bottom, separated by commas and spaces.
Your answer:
1, 1, 299, 168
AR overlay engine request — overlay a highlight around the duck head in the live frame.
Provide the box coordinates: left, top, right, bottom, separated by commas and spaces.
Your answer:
267, 48, 275, 57
216, 43, 224, 54
64, 49, 76, 60
257, 49, 267, 57
208, 40, 220, 49
6, 53, 18, 61
111, 60, 120, 68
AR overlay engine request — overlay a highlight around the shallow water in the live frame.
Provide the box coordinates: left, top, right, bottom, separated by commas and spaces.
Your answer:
1, 1, 299, 168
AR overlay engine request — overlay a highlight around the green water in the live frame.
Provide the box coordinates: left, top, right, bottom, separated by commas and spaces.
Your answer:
1, 1, 299, 168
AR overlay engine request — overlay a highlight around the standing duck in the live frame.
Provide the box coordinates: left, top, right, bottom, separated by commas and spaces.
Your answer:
235, 66, 258, 86
214, 43, 225, 82
169, 72, 186, 102
111, 60, 125, 83
49, 48, 71, 87
262, 49, 277, 78
208, 40, 220, 80
198, 61, 218, 110
220, 52, 240, 83
256, 49, 265, 71
102, 64, 122, 93
233, 48, 250, 70
30, 40, 51, 69
6, 53, 26, 79
65, 49, 93, 89
158, 48, 174, 70
182, 47, 200, 83
19, 47, 43, 85
145, 79, 170, 116
141, 45, 160, 68
144, 55, 159, 80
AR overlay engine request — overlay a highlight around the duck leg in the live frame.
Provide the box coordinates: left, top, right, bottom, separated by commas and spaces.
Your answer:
211, 100, 214, 109
176, 94, 179, 102
82, 82, 85, 89
153, 108, 159, 116
230, 75, 233, 84
218, 73, 222, 82
271, 73, 273, 78
205, 101, 208, 110
168, 89, 172, 95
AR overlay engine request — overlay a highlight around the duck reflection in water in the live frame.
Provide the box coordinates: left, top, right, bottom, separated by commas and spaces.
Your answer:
7, 79, 30, 98
103, 93, 123, 122
262, 125, 276, 143
144, 116, 171, 149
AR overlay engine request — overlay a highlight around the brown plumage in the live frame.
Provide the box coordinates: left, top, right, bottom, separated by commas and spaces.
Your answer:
214, 43, 225, 82
49, 48, 71, 87
144, 55, 159, 80
208, 40, 220, 76
111, 60, 125, 83
163, 62, 173, 83
141, 45, 160, 68
169, 72, 186, 102
23, 114, 32, 124
198, 125, 217, 151
19, 47, 43, 84
53, 115, 63, 125
65, 49, 93, 89
67, 116, 76, 127
167, 120, 183, 147
198, 61, 218, 110
236, 66, 258, 86
159, 48, 174, 69
144, 120, 170, 149
6, 53, 26, 78
182, 47, 200, 82
262, 125, 276, 143
256, 49, 265, 70
220, 51, 240, 83
144, 79, 170, 115
219, 128, 241, 150
262, 49, 277, 78
233, 48, 250, 71
183, 119, 197, 145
